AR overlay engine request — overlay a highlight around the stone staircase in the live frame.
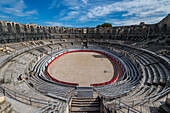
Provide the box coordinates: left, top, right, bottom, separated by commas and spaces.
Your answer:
0, 95, 17, 113
71, 97, 100, 113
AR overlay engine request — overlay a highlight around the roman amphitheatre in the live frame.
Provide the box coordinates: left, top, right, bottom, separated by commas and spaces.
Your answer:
0, 14, 169, 113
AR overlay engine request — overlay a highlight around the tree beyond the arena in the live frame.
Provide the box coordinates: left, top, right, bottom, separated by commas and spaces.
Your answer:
97, 23, 112, 28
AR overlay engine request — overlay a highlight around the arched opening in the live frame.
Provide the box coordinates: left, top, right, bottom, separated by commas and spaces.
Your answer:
79, 30, 82, 34
12, 23, 14, 27
162, 24, 167, 33
48, 27, 51, 33
24, 25, 27, 32
37, 26, 40, 33
154, 24, 158, 33
129, 28, 133, 34
59, 29, 62, 33
31, 26, 34, 33
43, 27, 46, 33
52, 28, 54, 33
107, 29, 110, 33
7, 23, 12, 33
117, 29, 120, 34
0, 22, 3, 32
16, 24, 20, 33
86, 29, 89, 34
54, 28, 57, 33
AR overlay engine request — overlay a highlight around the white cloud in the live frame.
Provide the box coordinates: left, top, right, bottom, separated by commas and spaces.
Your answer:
61, 11, 79, 20
0, 15, 9, 19
49, 0, 169, 26
75, 0, 170, 26
45, 22, 72, 27
107, 16, 165, 26
86, 4, 124, 19
84, 0, 170, 19
25, 10, 38, 15
81, 0, 88, 5
49, 0, 57, 9
79, 15, 89, 21
0, 0, 38, 17
58, 0, 89, 21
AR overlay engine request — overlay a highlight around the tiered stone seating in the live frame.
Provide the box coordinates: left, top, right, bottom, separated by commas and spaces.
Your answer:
94, 55, 141, 98
94, 41, 169, 112
28, 42, 83, 98
29, 48, 77, 98
0, 36, 169, 113
48, 44, 61, 51
0, 40, 83, 112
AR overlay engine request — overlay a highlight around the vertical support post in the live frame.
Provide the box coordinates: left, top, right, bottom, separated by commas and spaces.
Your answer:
118, 98, 121, 113
119, 98, 121, 110
100, 97, 103, 113
2, 87, 6, 96
140, 105, 142, 113
15, 92, 16, 98
114, 98, 116, 110
132, 101, 134, 107
30, 97, 32, 105
147, 26, 150, 41
127, 106, 129, 113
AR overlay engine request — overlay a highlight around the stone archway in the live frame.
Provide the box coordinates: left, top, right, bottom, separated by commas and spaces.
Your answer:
37, 26, 40, 33
7, 23, 12, 33
0, 22, 3, 33
48, 27, 51, 33
31, 26, 34, 33
16, 24, 20, 33
162, 24, 167, 34
24, 25, 27, 32
43, 27, 46, 33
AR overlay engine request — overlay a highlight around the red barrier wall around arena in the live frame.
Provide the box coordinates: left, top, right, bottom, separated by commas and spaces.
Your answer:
46, 50, 120, 86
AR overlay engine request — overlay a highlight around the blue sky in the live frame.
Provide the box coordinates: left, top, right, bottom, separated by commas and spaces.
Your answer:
0, 0, 169, 27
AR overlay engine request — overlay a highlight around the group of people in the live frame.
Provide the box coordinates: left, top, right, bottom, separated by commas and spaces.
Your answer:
18, 74, 26, 81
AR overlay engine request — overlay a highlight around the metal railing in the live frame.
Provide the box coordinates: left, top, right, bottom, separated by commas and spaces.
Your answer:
114, 98, 142, 113
0, 85, 64, 110
32, 102, 60, 113
107, 87, 170, 113
62, 94, 73, 113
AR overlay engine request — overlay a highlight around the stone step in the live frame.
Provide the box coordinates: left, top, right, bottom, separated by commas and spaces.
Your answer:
73, 97, 99, 100
71, 103, 100, 107
0, 101, 12, 113
72, 101, 99, 104
140, 105, 151, 113
5, 105, 13, 113
71, 111, 100, 113
72, 98, 99, 102
71, 96, 100, 113
71, 106, 100, 112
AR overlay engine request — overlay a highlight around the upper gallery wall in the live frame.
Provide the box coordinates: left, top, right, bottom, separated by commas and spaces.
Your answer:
0, 14, 169, 43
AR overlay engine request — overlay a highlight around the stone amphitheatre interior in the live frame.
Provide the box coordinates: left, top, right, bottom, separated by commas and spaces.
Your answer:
47, 52, 115, 87
0, 11, 170, 113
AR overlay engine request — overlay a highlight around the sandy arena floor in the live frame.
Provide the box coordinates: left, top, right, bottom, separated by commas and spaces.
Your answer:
47, 52, 114, 86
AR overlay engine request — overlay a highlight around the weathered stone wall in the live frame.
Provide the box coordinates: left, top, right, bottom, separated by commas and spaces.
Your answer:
0, 14, 169, 44
158, 14, 170, 34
